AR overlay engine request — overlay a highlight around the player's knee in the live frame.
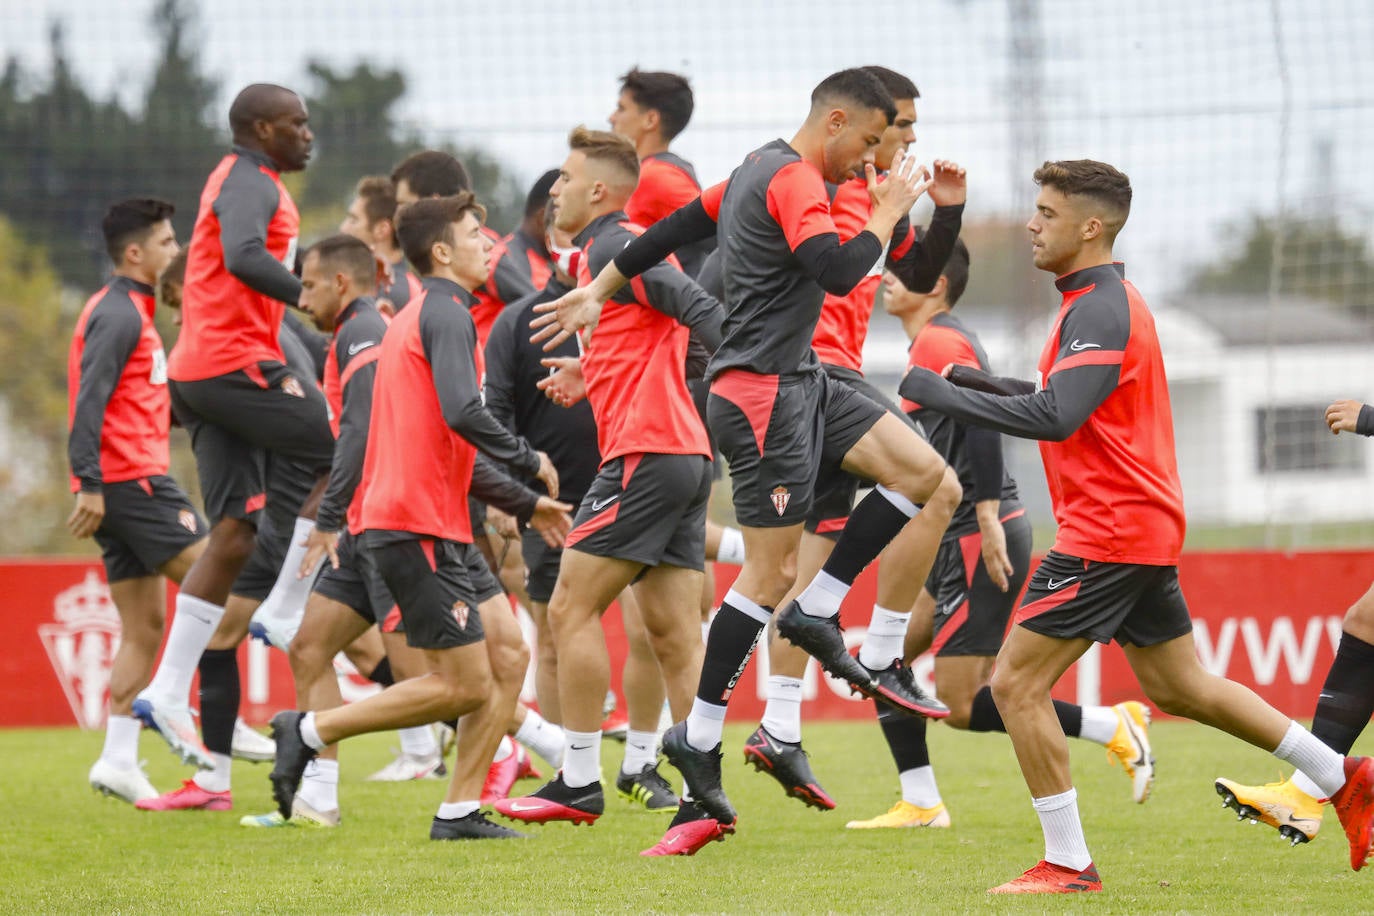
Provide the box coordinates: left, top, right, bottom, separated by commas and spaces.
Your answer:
490, 638, 529, 687
209, 520, 257, 567
929, 468, 962, 519
1342, 599, 1374, 643
437, 670, 490, 718
1142, 679, 1196, 719
288, 638, 328, 683
988, 664, 1029, 711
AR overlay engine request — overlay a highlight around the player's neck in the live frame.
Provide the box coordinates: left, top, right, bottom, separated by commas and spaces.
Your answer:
788, 122, 832, 175
900, 303, 949, 341
426, 266, 475, 293
637, 135, 670, 158
377, 242, 403, 264
113, 265, 154, 287
1058, 245, 1115, 278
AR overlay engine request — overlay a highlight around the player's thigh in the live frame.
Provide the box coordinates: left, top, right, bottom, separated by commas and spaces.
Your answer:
108, 575, 166, 645
633, 563, 705, 641
295, 592, 373, 664
178, 364, 332, 471
838, 411, 945, 499
550, 547, 643, 625
365, 535, 486, 653
993, 623, 1094, 698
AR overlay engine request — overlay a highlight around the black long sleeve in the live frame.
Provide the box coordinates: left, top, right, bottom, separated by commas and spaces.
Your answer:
964, 425, 1005, 503
470, 456, 539, 524
612, 198, 718, 279
69, 297, 142, 491
420, 302, 541, 477
792, 231, 885, 296
946, 364, 1037, 397
483, 304, 520, 435
888, 204, 964, 294
315, 360, 375, 532
1357, 404, 1374, 437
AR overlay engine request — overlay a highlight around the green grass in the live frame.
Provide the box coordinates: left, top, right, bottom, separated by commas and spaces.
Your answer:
1, 720, 1370, 914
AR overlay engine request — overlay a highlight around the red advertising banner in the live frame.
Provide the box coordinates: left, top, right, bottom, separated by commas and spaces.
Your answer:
3, 550, 1370, 729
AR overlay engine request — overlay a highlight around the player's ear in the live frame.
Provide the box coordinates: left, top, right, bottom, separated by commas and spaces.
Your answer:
590, 179, 606, 205
1082, 216, 1103, 242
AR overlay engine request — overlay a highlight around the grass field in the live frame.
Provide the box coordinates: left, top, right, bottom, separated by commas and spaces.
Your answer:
2, 719, 1370, 914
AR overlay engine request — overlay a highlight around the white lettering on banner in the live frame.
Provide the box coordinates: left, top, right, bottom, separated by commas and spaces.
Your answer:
1193, 616, 1342, 685
38, 572, 120, 729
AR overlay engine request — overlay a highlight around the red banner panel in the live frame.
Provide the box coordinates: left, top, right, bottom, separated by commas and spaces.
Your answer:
2, 550, 1369, 728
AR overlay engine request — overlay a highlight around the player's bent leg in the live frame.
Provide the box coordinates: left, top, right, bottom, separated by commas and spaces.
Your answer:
340, 626, 385, 680
932, 655, 996, 730
632, 565, 706, 722
107, 576, 166, 716
617, 588, 663, 741
839, 413, 948, 514
526, 599, 560, 722
452, 595, 526, 807
157, 537, 207, 586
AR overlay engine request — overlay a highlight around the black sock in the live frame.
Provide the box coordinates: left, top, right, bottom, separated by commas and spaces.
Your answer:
1310, 631, 1374, 755
966, 685, 1084, 738
820, 488, 912, 586
877, 701, 929, 772
366, 657, 394, 687
197, 648, 240, 756
696, 601, 769, 705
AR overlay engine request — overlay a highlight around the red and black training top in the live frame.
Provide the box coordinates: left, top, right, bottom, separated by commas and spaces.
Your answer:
357, 277, 541, 542
608, 138, 963, 380
901, 312, 1022, 538
316, 296, 388, 534
494, 228, 554, 299
469, 227, 537, 349
574, 211, 720, 464
901, 263, 1185, 565
379, 258, 423, 313
67, 276, 169, 492
168, 145, 301, 382
627, 151, 715, 278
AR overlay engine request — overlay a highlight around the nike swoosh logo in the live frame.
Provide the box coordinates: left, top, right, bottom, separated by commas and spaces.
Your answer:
347, 340, 376, 355
1046, 576, 1078, 590
590, 495, 620, 512
570, 744, 592, 751
506, 801, 545, 812
1069, 339, 1100, 351
664, 833, 683, 846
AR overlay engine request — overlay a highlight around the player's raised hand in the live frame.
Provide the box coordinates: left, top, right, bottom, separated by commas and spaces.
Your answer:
928, 159, 967, 207
300, 525, 340, 575
1325, 399, 1365, 434
528, 496, 575, 548
867, 147, 931, 218
536, 356, 586, 407
534, 450, 560, 500
531, 286, 604, 351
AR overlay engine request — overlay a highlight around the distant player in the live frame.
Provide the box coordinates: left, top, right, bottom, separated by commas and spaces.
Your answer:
134, 84, 334, 775
498, 127, 720, 840
1215, 396, 1374, 846
846, 245, 1154, 831
339, 175, 421, 312
494, 168, 559, 292
268, 193, 564, 840
900, 159, 1374, 891
69, 199, 207, 805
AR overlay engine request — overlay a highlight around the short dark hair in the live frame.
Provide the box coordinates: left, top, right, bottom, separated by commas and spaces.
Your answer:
306, 234, 378, 292
525, 168, 561, 219
861, 66, 920, 103
395, 193, 487, 276
810, 68, 897, 125
391, 150, 471, 198
619, 68, 694, 142
102, 198, 174, 263
158, 246, 188, 307
1033, 159, 1133, 239
568, 125, 640, 188
942, 238, 971, 307
355, 176, 398, 226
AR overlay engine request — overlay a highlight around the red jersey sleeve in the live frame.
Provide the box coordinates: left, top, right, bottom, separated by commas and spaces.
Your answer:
911, 324, 981, 375
627, 160, 703, 227
700, 180, 728, 222
765, 162, 838, 251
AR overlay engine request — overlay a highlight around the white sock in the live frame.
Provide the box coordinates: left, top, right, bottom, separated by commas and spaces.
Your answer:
796, 570, 849, 619
437, 800, 479, 820
760, 676, 804, 743
192, 752, 232, 793
492, 734, 514, 763
1032, 788, 1093, 871
562, 729, 601, 789
1078, 706, 1121, 745
857, 605, 910, 669
716, 527, 746, 565
299, 712, 326, 751
298, 758, 339, 812
100, 714, 141, 770
1274, 720, 1346, 797
146, 594, 225, 704
256, 518, 321, 626
1291, 768, 1327, 800
899, 765, 942, 808
515, 708, 565, 768
686, 697, 727, 752
398, 725, 438, 758
622, 729, 658, 776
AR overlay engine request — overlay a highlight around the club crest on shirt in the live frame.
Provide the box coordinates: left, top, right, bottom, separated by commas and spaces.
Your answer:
452, 601, 472, 630
281, 375, 305, 399
178, 510, 198, 533
771, 485, 791, 516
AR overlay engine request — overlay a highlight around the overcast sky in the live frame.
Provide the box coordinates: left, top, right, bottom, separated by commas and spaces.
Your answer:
3, 0, 1372, 299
